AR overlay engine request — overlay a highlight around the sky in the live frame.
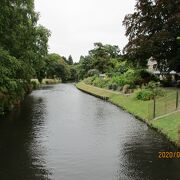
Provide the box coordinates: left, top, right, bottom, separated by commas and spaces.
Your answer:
35, 0, 136, 62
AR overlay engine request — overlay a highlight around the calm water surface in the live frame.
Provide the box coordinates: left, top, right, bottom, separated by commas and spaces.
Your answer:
0, 84, 180, 180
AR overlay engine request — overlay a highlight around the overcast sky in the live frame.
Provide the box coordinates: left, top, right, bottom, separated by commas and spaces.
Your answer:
35, 0, 136, 62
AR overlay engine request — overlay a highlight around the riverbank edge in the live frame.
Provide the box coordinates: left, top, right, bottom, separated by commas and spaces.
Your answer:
76, 82, 180, 148
0, 79, 61, 115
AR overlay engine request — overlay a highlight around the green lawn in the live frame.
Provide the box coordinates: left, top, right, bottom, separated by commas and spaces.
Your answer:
76, 82, 114, 98
76, 82, 180, 146
152, 111, 180, 144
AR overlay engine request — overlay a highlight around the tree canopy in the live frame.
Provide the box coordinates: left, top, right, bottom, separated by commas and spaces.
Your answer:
0, 0, 51, 113
44, 53, 71, 82
123, 0, 180, 72
77, 43, 122, 79
0, 0, 50, 81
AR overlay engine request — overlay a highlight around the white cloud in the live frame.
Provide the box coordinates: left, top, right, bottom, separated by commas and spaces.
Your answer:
35, 0, 136, 62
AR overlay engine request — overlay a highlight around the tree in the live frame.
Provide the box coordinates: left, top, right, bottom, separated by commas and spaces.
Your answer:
123, 0, 180, 72
0, 0, 51, 113
77, 43, 122, 78
34, 25, 51, 82
67, 55, 73, 65
45, 53, 70, 82
77, 55, 94, 79
89, 43, 121, 73
0, 0, 50, 81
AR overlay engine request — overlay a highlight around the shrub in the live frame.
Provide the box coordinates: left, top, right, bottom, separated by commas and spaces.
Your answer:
31, 79, 40, 89
92, 77, 110, 88
136, 89, 154, 100
111, 75, 132, 87
136, 81, 165, 101
112, 83, 118, 90
123, 84, 130, 94
108, 84, 113, 90
147, 81, 165, 97
83, 76, 95, 85
87, 69, 99, 77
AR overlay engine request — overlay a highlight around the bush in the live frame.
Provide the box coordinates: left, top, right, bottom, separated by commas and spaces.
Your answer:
111, 75, 133, 87
136, 89, 154, 100
108, 84, 113, 90
31, 79, 40, 89
123, 84, 130, 94
87, 69, 99, 77
83, 76, 95, 85
92, 77, 110, 88
147, 81, 165, 97
112, 83, 118, 90
136, 81, 165, 101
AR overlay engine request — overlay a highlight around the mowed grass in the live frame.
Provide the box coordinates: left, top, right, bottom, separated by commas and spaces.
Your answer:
76, 82, 180, 146
152, 111, 180, 143
76, 82, 114, 98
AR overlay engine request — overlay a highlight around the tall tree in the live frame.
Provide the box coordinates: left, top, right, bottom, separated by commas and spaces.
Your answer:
0, 0, 50, 80
89, 43, 121, 73
67, 55, 73, 65
45, 53, 70, 82
123, 0, 180, 72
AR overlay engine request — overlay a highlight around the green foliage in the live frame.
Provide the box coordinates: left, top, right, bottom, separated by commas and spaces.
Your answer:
77, 43, 122, 79
44, 53, 70, 82
67, 55, 73, 65
108, 84, 113, 90
31, 79, 40, 89
111, 69, 136, 87
136, 89, 154, 101
112, 83, 118, 91
69, 66, 78, 82
0, 0, 50, 114
87, 69, 99, 77
83, 76, 96, 85
146, 81, 165, 97
92, 77, 110, 88
0, 49, 28, 102
136, 81, 165, 101
123, 0, 180, 71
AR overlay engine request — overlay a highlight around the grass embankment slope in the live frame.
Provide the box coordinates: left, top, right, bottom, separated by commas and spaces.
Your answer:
152, 112, 180, 144
76, 82, 180, 147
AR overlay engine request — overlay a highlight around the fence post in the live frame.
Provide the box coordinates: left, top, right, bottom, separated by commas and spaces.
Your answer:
153, 96, 156, 119
176, 90, 179, 110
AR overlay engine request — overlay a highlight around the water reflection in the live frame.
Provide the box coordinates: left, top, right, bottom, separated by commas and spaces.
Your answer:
118, 123, 180, 180
0, 94, 51, 180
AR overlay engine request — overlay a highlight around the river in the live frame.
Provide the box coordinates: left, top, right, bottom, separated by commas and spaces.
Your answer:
0, 84, 180, 180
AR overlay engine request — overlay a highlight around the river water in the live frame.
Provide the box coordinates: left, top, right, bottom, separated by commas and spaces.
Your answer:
0, 84, 180, 180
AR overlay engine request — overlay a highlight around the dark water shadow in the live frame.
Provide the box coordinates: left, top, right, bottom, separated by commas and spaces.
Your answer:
0, 95, 52, 180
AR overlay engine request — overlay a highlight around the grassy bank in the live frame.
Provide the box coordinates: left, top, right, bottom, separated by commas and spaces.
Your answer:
76, 82, 180, 147
152, 111, 180, 146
